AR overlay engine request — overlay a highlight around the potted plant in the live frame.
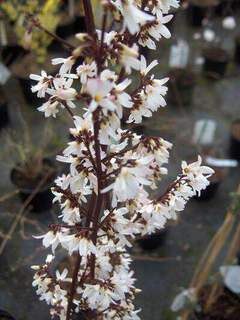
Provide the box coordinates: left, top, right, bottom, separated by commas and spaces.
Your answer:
3, 125, 61, 213
203, 46, 229, 79
234, 35, 240, 65
1, 44, 28, 67
229, 119, 240, 161
172, 186, 240, 319
167, 68, 196, 107
137, 228, 168, 250
0, 86, 9, 130
187, 0, 218, 27
0, 310, 16, 320
30, 1, 214, 318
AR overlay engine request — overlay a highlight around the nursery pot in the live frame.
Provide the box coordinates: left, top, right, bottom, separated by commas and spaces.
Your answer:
137, 229, 168, 250
187, 0, 217, 27
0, 310, 16, 320
1, 45, 28, 67
187, 4, 209, 27
195, 167, 225, 201
194, 286, 240, 320
203, 47, 229, 78
167, 68, 196, 106
17, 76, 44, 106
0, 89, 9, 130
73, 16, 87, 33
55, 14, 86, 39
10, 159, 56, 213
234, 35, 240, 65
229, 120, 240, 161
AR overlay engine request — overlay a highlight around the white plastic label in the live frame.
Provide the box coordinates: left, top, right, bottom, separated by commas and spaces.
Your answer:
169, 40, 189, 68
205, 156, 238, 168
0, 63, 11, 85
192, 120, 217, 145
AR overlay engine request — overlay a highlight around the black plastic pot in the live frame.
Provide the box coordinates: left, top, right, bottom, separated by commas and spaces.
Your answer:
187, 4, 208, 27
17, 77, 44, 105
0, 102, 9, 130
56, 15, 86, 39
229, 120, 240, 161
1, 45, 28, 67
234, 36, 240, 65
195, 181, 220, 201
167, 69, 196, 106
203, 47, 229, 78
0, 310, 16, 320
215, 0, 240, 16
74, 16, 87, 33
137, 229, 168, 250
10, 159, 56, 213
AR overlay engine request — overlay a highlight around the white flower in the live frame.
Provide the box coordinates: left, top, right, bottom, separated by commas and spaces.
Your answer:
56, 268, 69, 282
182, 156, 214, 195
102, 156, 153, 205
34, 230, 66, 252
140, 55, 158, 76
145, 77, 169, 111
86, 78, 116, 113
148, 12, 173, 40
37, 100, 59, 118
220, 265, 240, 294
30, 70, 52, 98
61, 234, 96, 257
119, 44, 141, 74
82, 283, 114, 310
52, 56, 75, 74
77, 61, 97, 84
152, 0, 180, 14
222, 16, 236, 30
115, 0, 155, 34
171, 288, 196, 312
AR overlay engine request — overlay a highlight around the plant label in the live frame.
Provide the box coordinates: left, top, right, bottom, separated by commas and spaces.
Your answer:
192, 120, 217, 145
205, 156, 238, 168
0, 63, 11, 85
169, 40, 189, 68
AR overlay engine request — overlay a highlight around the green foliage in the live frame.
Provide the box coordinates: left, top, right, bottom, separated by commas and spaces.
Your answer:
0, 0, 61, 63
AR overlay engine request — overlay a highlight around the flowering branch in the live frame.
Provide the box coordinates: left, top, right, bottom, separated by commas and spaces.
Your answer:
30, 1, 214, 319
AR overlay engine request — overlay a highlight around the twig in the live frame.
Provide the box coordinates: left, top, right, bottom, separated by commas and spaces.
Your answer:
0, 189, 19, 203
0, 172, 52, 256
27, 14, 75, 52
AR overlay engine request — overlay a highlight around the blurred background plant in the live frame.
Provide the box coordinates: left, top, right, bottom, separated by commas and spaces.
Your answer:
0, 0, 61, 63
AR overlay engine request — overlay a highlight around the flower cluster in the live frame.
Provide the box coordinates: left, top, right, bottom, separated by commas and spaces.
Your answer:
31, 1, 213, 319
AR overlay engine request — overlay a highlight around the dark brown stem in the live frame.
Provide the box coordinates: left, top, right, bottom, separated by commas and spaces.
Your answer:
82, 0, 96, 37
66, 254, 82, 320
89, 111, 104, 279
27, 14, 75, 52
97, 9, 108, 73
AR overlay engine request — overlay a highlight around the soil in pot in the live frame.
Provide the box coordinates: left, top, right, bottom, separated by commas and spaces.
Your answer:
167, 68, 196, 107
0, 310, 16, 320
11, 158, 56, 213
1, 45, 28, 67
203, 47, 229, 79
137, 229, 168, 250
0, 88, 9, 130
234, 35, 240, 65
195, 167, 226, 201
229, 119, 240, 161
194, 285, 240, 319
